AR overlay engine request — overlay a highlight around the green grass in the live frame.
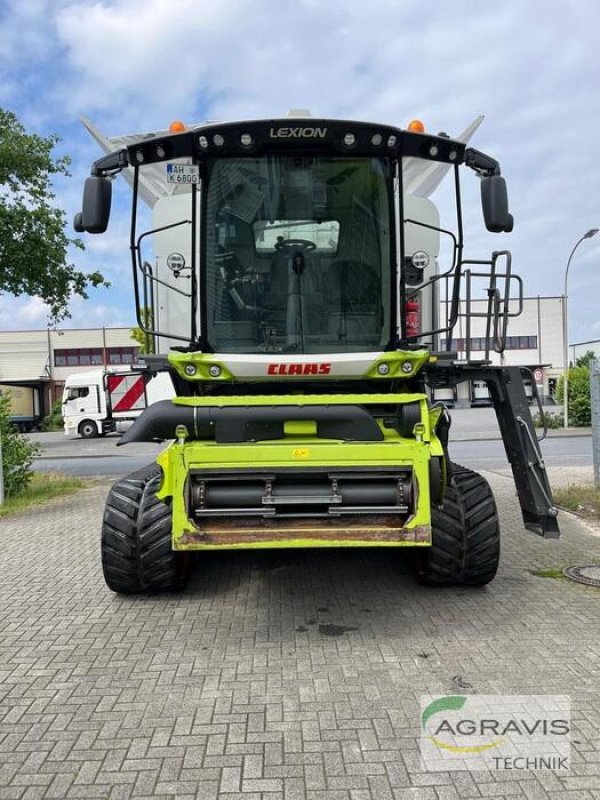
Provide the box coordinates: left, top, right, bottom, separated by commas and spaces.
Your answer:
554, 484, 600, 523
0, 473, 87, 517
529, 568, 567, 579
532, 411, 563, 429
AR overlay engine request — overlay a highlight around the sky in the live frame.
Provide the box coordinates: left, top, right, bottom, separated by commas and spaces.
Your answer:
0, 0, 599, 346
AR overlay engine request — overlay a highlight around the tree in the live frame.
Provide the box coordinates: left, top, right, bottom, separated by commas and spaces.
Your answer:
0, 107, 106, 321
556, 366, 591, 427
130, 307, 155, 354
41, 398, 64, 432
0, 391, 40, 497
575, 350, 597, 369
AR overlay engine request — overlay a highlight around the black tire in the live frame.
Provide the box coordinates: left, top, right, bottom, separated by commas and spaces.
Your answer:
101, 464, 189, 594
79, 419, 98, 439
415, 464, 500, 587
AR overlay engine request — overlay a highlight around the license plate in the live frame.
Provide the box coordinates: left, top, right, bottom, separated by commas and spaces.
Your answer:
167, 164, 199, 184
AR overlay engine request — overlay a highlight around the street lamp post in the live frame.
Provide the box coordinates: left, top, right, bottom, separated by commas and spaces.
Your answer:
563, 228, 599, 428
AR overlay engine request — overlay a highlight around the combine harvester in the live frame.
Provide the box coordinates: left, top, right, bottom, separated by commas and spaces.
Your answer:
74, 112, 559, 593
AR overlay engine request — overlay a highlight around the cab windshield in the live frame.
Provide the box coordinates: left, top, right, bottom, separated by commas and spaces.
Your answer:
204, 155, 392, 353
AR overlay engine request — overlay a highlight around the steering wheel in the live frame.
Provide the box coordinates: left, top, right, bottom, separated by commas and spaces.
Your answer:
274, 238, 317, 254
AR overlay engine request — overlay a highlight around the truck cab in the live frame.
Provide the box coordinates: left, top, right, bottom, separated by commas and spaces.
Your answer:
63, 369, 175, 438
62, 370, 107, 438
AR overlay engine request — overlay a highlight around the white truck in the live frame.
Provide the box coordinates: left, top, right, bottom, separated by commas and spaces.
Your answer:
62, 368, 175, 438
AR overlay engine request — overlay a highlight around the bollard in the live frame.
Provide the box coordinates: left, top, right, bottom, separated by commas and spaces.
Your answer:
592, 360, 600, 489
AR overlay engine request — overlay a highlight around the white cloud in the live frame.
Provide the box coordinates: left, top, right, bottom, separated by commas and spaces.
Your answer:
0, 296, 51, 329
1, 0, 599, 346
59, 293, 134, 328
0, 289, 134, 331
0, 0, 58, 59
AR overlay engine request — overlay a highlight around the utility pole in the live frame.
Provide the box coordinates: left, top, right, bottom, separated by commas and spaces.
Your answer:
592, 360, 600, 489
562, 228, 599, 428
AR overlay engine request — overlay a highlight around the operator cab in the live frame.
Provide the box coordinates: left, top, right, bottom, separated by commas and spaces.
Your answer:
207, 153, 390, 353
75, 116, 514, 361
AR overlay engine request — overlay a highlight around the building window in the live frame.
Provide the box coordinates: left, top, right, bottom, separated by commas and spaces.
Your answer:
440, 338, 467, 352
78, 349, 91, 366
439, 336, 538, 352
53, 347, 138, 367
55, 348, 103, 366
108, 348, 137, 365
504, 336, 538, 350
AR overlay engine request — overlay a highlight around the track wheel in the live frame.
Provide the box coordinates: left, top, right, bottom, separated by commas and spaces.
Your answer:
101, 464, 189, 593
415, 464, 500, 587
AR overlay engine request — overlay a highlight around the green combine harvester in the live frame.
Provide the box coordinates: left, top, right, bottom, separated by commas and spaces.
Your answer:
74, 114, 559, 593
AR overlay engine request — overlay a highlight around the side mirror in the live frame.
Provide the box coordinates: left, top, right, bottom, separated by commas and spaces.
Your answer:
481, 175, 513, 233
74, 176, 112, 234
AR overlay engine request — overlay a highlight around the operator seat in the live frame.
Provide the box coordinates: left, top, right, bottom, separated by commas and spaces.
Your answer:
267, 244, 326, 341
326, 259, 381, 345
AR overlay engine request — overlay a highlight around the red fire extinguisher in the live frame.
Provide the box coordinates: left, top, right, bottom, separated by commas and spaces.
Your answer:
405, 297, 420, 338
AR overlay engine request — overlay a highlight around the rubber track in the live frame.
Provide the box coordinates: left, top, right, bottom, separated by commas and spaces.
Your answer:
101, 464, 184, 593
421, 463, 500, 586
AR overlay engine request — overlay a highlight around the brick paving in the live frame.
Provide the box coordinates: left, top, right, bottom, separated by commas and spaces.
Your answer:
1, 473, 600, 799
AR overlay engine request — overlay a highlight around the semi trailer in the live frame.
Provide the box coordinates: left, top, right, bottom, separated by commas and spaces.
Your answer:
62, 368, 175, 438
0, 384, 42, 432
74, 114, 559, 593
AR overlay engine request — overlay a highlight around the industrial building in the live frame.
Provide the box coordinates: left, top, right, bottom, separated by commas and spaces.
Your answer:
0, 327, 139, 424
437, 295, 566, 406
0, 293, 570, 422
570, 338, 600, 364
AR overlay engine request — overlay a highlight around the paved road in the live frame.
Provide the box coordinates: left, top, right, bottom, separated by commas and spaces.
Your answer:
30, 406, 592, 478
33, 451, 162, 478
31, 432, 163, 478
1, 473, 599, 798
453, 435, 592, 470
31, 436, 593, 478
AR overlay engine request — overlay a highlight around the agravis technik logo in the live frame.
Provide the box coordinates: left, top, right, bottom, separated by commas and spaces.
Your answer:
422, 696, 505, 754
420, 695, 570, 772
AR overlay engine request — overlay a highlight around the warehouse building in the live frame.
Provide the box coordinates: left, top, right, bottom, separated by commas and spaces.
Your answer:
0, 293, 569, 422
570, 338, 600, 364
0, 327, 139, 425
436, 295, 566, 406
